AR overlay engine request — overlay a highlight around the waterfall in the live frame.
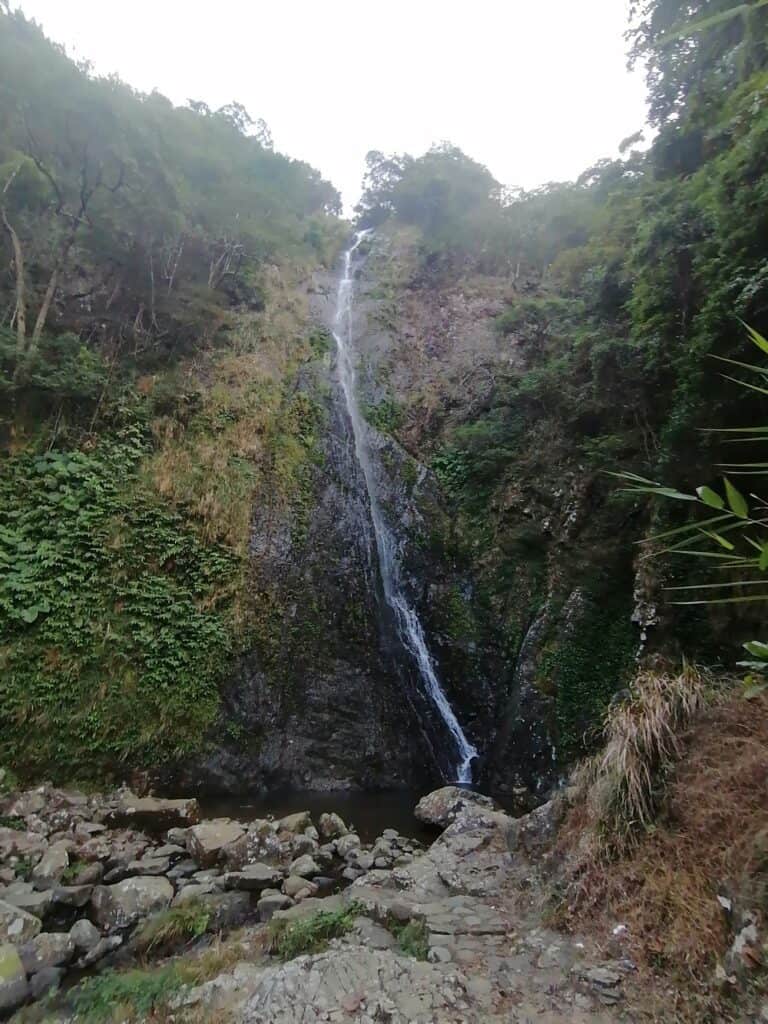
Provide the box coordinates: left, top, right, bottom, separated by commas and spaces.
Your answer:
332, 231, 478, 784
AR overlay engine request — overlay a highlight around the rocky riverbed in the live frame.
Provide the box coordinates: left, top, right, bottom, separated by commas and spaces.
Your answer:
0, 779, 637, 1021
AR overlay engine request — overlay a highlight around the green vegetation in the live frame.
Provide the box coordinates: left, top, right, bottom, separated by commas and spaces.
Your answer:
133, 901, 211, 954
70, 966, 186, 1023
390, 918, 430, 960
0, 9, 342, 782
0, 436, 237, 777
268, 903, 361, 960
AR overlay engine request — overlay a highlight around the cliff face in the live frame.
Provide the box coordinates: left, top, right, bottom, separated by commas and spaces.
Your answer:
183, 226, 640, 804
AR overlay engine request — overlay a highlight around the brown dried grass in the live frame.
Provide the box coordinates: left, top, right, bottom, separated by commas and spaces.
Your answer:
559, 684, 768, 1018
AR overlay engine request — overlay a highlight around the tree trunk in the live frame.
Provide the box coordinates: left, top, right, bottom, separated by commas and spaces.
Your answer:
1, 203, 26, 356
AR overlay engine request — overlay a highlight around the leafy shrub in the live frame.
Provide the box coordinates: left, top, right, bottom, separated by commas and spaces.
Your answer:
0, 432, 238, 778
392, 918, 429, 960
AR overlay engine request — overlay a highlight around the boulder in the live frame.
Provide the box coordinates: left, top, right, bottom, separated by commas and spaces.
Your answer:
29, 965, 64, 1001
414, 786, 499, 828
335, 834, 361, 858
223, 864, 283, 892
195, 892, 251, 931
52, 885, 93, 908
288, 855, 319, 879
19, 931, 74, 973
76, 934, 122, 968
69, 918, 101, 954
290, 833, 318, 858
277, 811, 312, 834
91, 876, 173, 931
172, 883, 217, 905
0, 899, 41, 944
0, 885, 53, 918
104, 793, 200, 833
31, 840, 69, 890
283, 875, 318, 899
221, 825, 282, 870
187, 820, 245, 868
0, 943, 28, 1014
318, 812, 348, 840
257, 893, 293, 921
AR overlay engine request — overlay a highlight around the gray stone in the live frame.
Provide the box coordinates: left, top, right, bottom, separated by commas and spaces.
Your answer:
0, 899, 41, 944
166, 827, 192, 847
335, 833, 361, 858
104, 793, 200, 832
91, 876, 173, 930
69, 918, 101, 953
29, 965, 64, 1001
167, 859, 197, 880
195, 892, 251, 931
317, 812, 348, 840
31, 841, 69, 891
188, 820, 245, 867
68, 862, 103, 886
172, 883, 217, 905
288, 854, 319, 878
52, 885, 93, 908
76, 934, 122, 968
414, 786, 499, 828
283, 875, 317, 899
290, 833, 318, 857
350, 916, 396, 950
277, 811, 312, 834
237, 946, 477, 1023
0, 943, 28, 1014
19, 931, 74, 973
257, 893, 293, 921
224, 863, 283, 892
0, 887, 53, 917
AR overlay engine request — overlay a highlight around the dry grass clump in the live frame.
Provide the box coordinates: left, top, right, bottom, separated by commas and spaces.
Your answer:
558, 678, 768, 1019
572, 660, 710, 857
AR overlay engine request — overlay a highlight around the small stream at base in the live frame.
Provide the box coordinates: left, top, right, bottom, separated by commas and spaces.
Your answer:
198, 789, 439, 844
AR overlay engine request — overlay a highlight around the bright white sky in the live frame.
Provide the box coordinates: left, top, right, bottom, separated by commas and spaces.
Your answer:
15, 0, 648, 213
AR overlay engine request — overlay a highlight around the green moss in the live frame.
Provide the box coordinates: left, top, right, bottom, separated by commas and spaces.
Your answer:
541, 594, 637, 757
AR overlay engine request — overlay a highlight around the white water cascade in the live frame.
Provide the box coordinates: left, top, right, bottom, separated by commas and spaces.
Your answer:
332, 231, 478, 784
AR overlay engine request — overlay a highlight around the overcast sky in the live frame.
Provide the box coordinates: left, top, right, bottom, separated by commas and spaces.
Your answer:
15, 0, 648, 213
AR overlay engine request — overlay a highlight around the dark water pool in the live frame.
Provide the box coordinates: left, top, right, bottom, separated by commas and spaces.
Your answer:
197, 789, 442, 844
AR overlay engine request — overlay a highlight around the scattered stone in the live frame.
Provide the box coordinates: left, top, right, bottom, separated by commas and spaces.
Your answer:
1, 886, 53, 917
31, 841, 69, 891
172, 883, 217, 905
19, 931, 74, 973
350, 916, 396, 950
224, 864, 283, 892
68, 862, 103, 886
104, 793, 200, 832
69, 918, 101, 954
317, 813, 348, 840
167, 859, 197, 881
52, 885, 93, 908
288, 854, 319, 878
195, 892, 251, 931
188, 820, 245, 868
257, 893, 293, 922
76, 934, 122, 968
0, 943, 28, 1014
29, 965, 64, 1000
166, 827, 192, 847
277, 811, 312, 834
414, 786, 499, 828
290, 833, 318, 858
283, 875, 316, 899
0, 899, 41, 944
91, 876, 173, 931
335, 834, 361, 858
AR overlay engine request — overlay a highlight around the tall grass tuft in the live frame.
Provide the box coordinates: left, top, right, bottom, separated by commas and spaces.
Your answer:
574, 660, 710, 854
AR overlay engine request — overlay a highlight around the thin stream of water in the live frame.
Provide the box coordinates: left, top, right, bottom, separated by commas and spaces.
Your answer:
332, 231, 478, 783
